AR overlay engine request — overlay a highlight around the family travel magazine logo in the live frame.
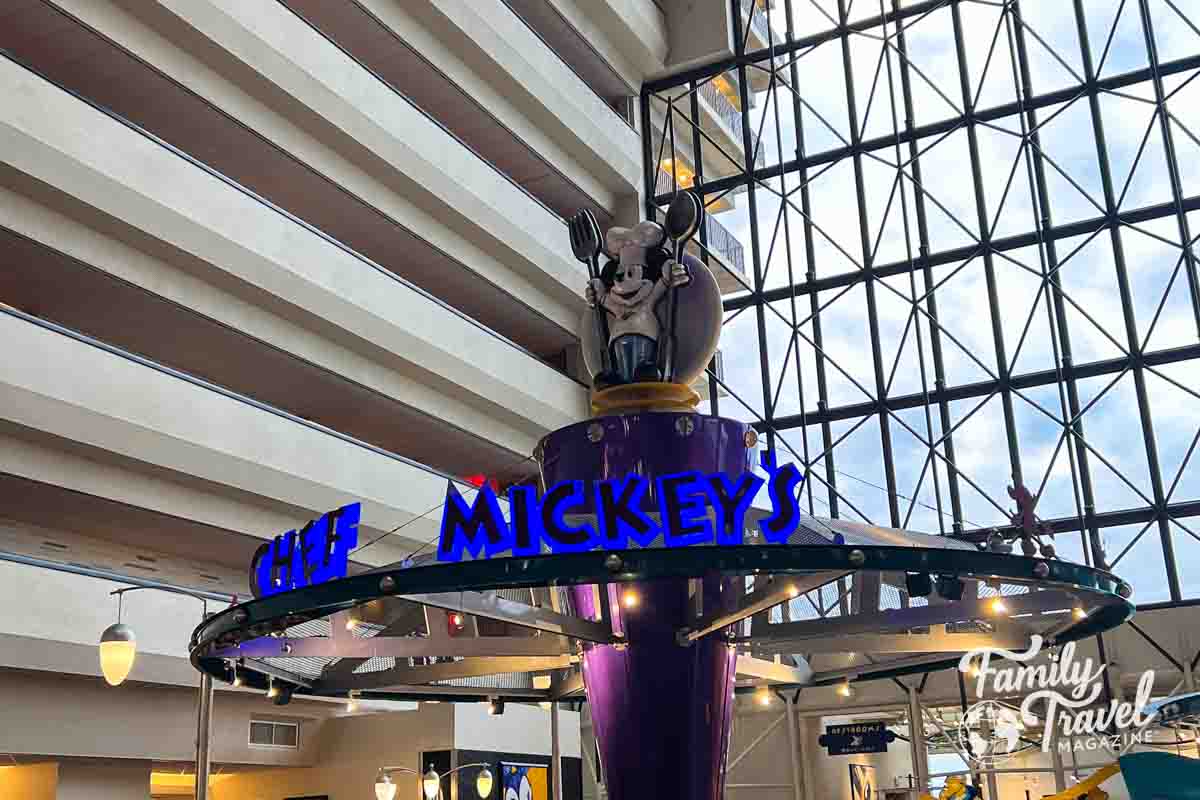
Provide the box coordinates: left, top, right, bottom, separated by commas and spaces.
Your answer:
955, 635, 1156, 765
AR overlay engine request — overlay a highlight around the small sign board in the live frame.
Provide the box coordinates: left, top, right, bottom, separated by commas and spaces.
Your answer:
819, 722, 895, 755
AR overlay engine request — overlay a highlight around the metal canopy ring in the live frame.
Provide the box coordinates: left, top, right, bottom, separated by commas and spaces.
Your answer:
190, 542, 1133, 704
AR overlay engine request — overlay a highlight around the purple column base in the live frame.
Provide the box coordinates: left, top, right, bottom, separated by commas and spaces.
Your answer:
539, 413, 755, 800
571, 577, 738, 800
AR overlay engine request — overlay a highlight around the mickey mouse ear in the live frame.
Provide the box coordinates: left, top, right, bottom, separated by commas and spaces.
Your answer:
604, 226, 630, 257
631, 221, 666, 247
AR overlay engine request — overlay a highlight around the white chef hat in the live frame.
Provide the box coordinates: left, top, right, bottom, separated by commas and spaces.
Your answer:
605, 221, 665, 256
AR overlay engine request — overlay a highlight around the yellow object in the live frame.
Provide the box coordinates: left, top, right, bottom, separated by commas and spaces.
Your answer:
939, 776, 968, 800
99, 639, 136, 686
475, 767, 494, 799
1038, 763, 1120, 800
526, 765, 548, 800
590, 381, 701, 415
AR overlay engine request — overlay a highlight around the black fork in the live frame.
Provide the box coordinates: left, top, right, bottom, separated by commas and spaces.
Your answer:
568, 210, 611, 375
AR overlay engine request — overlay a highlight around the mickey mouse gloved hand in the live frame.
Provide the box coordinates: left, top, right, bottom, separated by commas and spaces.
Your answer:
665, 259, 691, 288
586, 277, 605, 308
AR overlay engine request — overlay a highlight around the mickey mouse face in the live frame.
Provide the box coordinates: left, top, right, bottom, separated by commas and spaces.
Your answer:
611, 262, 654, 307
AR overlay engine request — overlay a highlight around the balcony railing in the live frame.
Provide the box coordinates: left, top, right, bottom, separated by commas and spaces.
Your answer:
702, 213, 746, 278
650, 179, 747, 279
741, 0, 773, 45
697, 80, 765, 169
699, 79, 743, 139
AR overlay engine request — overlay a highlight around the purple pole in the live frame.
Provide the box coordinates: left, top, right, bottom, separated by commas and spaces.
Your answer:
540, 412, 755, 800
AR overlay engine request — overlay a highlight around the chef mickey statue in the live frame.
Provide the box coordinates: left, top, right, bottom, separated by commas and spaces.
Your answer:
568, 191, 723, 410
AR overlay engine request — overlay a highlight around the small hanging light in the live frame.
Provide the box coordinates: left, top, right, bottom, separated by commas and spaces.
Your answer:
99, 592, 136, 686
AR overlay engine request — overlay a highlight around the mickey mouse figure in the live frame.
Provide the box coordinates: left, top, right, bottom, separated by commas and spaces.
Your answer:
584, 221, 691, 387
569, 193, 719, 398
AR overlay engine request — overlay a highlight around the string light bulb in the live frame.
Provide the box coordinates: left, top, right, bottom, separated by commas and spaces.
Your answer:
422, 766, 441, 800
476, 767, 494, 799
989, 598, 1009, 615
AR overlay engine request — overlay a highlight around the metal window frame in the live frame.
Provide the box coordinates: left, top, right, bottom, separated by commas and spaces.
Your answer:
642, 0, 1200, 607
248, 718, 301, 749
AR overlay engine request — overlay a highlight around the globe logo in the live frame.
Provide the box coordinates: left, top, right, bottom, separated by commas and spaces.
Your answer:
957, 701, 1023, 766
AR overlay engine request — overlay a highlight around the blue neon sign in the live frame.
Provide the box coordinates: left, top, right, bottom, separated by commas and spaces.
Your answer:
249, 503, 360, 597
437, 454, 805, 562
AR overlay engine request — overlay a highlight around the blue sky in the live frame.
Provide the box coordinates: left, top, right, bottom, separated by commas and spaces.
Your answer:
690, 0, 1200, 602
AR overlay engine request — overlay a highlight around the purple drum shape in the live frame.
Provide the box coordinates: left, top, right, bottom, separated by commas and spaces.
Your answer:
541, 413, 754, 800
539, 414, 755, 511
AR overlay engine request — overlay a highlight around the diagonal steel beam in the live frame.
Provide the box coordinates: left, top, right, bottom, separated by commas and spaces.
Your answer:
735, 654, 814, 685
321, 656, 574, 692
754, 621, 1031, 655
321, 600, 427, 680
318, 683, 547, 700
400, 591, 616, 644
243, 657, 314, 688
737, 590, 1076, 643
813, 653, 953, 683
683, 571, 851, 643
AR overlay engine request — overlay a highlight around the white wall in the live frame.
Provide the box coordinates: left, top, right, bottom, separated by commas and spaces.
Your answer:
0, 668, 329, 767
800, 714, 916, 800
213, 705, 454, 800
0, 560, 200, 664
0, 311, 457, 562
454, 703, 582, 758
